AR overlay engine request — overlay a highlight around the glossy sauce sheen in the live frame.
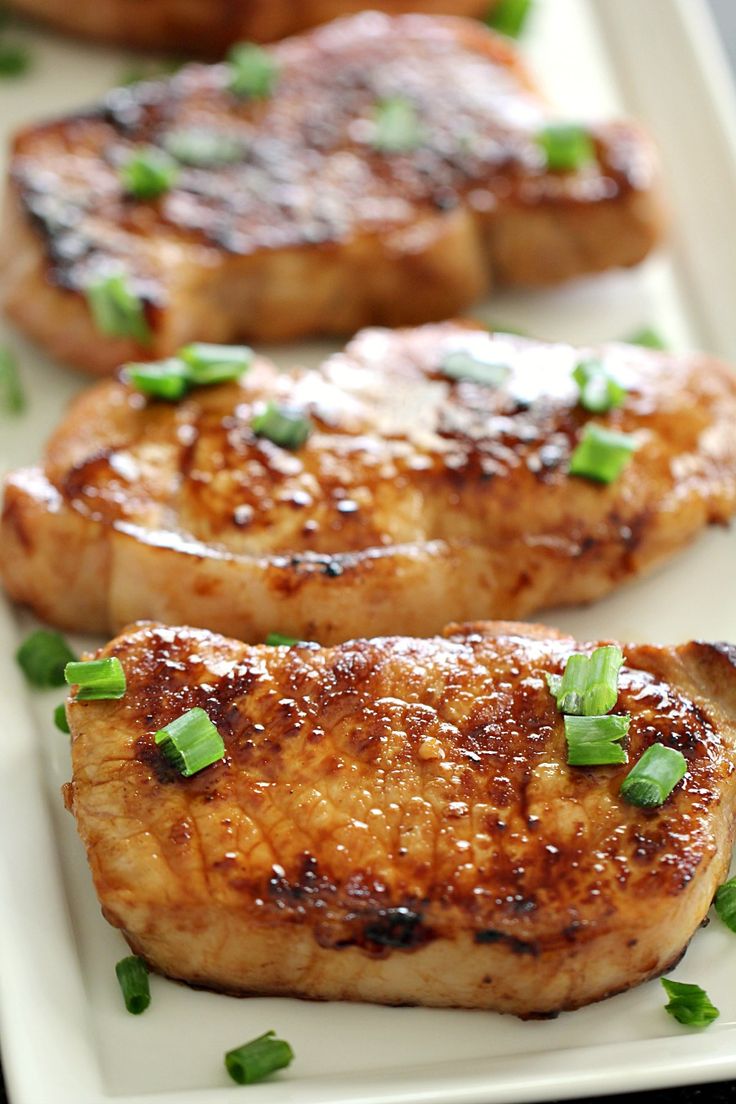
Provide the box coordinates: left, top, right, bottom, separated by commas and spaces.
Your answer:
2, 322, 736, 642
65, 621, 736, 1013
1, 14, 665, 369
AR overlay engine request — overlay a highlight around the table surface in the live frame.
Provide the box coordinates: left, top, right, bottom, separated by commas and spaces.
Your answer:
1, 1, 734, 1102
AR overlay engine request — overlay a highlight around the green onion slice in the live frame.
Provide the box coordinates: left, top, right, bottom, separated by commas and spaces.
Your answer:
252, 402, 312, 450
714, 875, 736, 932
441, 350, 511, 388
123, 359, 191, 400
0, 42, 30, 78
537, 123, 595, 172
625, 326, 667, 350
661, 979, 719, 1029
65, 658, 127, 701
548, 645, 624, 716
154, 707, 225, 777
86, 273, 151, 344
569, 423, 637, 484
372, 96, 424, 154
0, 347, 25, 415
265, 633, 301, 646
16, 630, 77, 688
54, 703, 71, 734
484, 0, 533, 37
163, 127, 245, 167
572, 358, 626, 414
225, 1030, 294, 1085
620, 743, 687, 807
228, 42, 278, 98
179, 342, 253, 385
115, 955, 151, 1015
564, 714, 630, 767
120, 146, 179, 200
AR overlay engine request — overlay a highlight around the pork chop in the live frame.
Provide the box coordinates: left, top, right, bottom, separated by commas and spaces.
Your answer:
63, 619, 736, 1015
1, 14, 665, 375
2, 323, 735, 642
7, 0, 492, 53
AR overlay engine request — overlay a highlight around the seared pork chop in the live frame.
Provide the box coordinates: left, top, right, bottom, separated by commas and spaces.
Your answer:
2, 323, 735, 642
63, 619, 736, 1015
8, 0, 492, 53
1, 14, 665, 375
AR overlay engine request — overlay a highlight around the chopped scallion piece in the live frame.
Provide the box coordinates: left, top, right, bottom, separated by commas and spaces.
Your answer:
568, 423, 637, 484
155, 707, 225, 777
0, 42, 30, 78
484, 0, 533, 38
373, 96, 424, 154
54, 703, 70, 734
16, 630, 77, 688
564, 714, 630, 767
661, 979, 719, 1029
115, 955, 151, 1015
549, 645, 624, 717
620, 743, 687, 807
163, 127, 245, 167
120, 146, 179, 200
572, 358, 626, 414
65, 657, 127, 701
625, 326, 667, 350
86, 273, 151, 344
441, 350, 510, 388
537, 124, 595, 172
123, 358, 191, 400
0, 346, 26, 415
228, 42, 278, 99
265, 633, 300, 646
585, 645, 625, 714
252, 402, 312, 450
225, 1031, 294, 1085
179, 342, 253, 385
714, 876, 736, 933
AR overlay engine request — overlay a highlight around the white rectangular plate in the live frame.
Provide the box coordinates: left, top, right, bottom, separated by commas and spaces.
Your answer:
2, 1, 736, 1101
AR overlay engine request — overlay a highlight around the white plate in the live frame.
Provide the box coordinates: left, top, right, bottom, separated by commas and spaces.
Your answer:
2, 1, 736, 1101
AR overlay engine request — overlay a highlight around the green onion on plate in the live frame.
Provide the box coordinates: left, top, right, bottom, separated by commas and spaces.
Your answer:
714, 876, 736, 933
484, 0, 534, 38
228, 42, 279, 99
564, 714, 630, 767
115, 955, 151, 1015
537, 123, 595, 172
568, 423, 637, 484
252, 402, 312, 449
0, 347, 25, 415
620, 743, 687, 807
661, 979, 719, 1029
441, 350, 510, 388
572, 358, 626, 414
16, 630, 77, 688
372, 96, 424, 154
64, 658, 127, 701
86, 272, 151, 344
155, 707, 225, 777
120, 146, 179, 200
225, 1031, 294, 1085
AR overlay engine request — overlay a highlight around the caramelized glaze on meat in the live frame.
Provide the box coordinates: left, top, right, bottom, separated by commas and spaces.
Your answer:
2, 323, 736, 641
64, 620, 736, 1014
1, 14, 665, 373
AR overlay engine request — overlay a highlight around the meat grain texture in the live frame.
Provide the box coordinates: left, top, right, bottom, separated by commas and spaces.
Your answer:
63, 620, 736, 1015
2, 323, 736, 643
7, 0, 493, 53
1, 14, 666, 374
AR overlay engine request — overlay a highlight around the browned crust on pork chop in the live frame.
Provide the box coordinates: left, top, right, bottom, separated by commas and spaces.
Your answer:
63, 619, 736, 1014
2, 323, 735, 642
1, 14, 665, 374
